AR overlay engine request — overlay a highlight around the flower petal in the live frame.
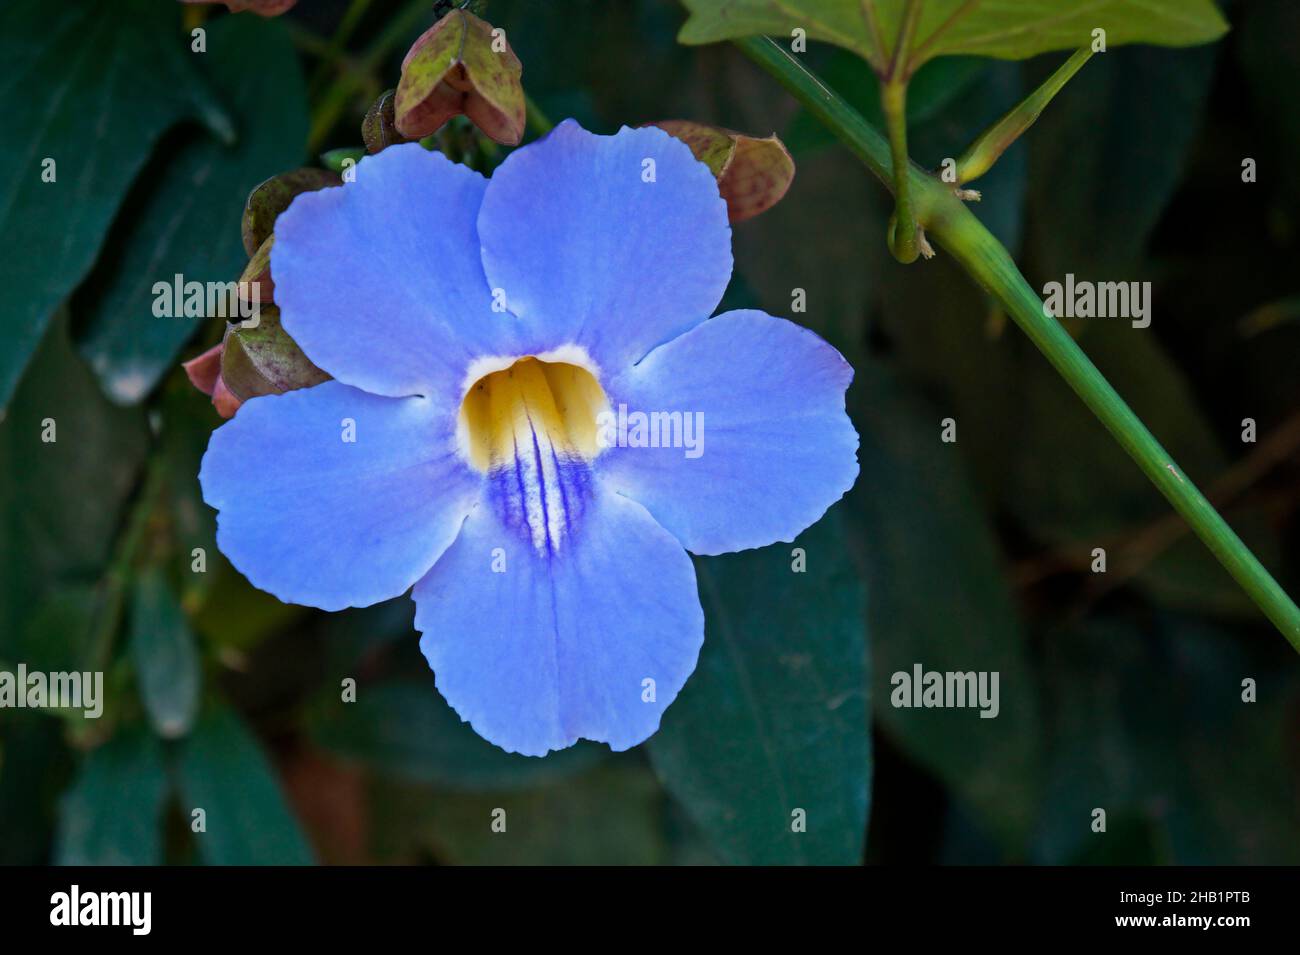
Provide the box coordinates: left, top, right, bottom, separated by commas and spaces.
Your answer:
599, 310, 859, 555
476, 120, 733, 372
200, 380, 480, 610
270, 144, 507, 402
414, 486, 703, 755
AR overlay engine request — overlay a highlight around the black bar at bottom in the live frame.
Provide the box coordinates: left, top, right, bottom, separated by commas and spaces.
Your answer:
0, 865, 1287, 940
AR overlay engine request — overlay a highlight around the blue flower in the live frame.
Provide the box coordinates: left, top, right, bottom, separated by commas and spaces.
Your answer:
200, 120, 859, 755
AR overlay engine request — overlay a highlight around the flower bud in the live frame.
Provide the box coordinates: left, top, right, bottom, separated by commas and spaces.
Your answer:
220, 305, 329, 403
395, 9, 525, 145
362, 89, 406, 154
239, 235, 275, 306
182, 343, 242, 419
649, 121, 795, 223
242, 167, 341, 257
179, 0, 298, 16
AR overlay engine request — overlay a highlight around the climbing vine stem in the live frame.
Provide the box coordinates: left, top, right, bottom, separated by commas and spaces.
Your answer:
735, 35, 1300, 651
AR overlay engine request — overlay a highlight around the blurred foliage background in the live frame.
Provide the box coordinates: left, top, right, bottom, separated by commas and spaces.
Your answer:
1, 0, 1298, 865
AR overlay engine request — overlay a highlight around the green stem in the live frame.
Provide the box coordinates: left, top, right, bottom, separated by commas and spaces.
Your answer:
956, 47, 1094, 186
881, 0, 923, 263
735, 35, 1300, 650
882, 80, 919, 262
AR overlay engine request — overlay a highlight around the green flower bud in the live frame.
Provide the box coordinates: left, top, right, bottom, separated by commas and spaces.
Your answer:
362, 89, 406, 155
242, 167, 342, 257
220, 305, 329, 403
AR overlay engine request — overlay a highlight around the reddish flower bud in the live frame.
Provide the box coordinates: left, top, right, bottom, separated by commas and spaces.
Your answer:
183, 342, 223, 397
395, 9, 525, 145
182, 342, 242, 419
179, 0, 298, 16
649, 121, 795, 223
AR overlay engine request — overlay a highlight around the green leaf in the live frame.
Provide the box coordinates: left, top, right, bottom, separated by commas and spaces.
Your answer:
679, 0, 1228, 71
1025, 43, 1217, 280
847, 366, 1042, 850
0, 716, 72, 864
156, 381, 222, 609
320, 146, 365, 174
0, 0, 229, 411
129, 570, 202, 739
680, 0, 893, 69
0, 315, 147, 659
13, 584, 101, 676
647, 512, 870, 865
1033, 615, 1300, 865
175, 703, 313, 864
76, 14, 309, 404
1240, 0, 1300, 203
189, 559, 307, 652
310, 680, 606, 791
372, 759, 671, 865
54, 726, 168, 865
732, 147, 883, 351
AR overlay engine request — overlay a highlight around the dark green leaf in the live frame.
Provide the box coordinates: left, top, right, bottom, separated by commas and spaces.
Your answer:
1034, 615, 1300, 865
12, 584, 101, 676
76, 14, 309, 404
1025, 43, 1217, 280
0, 715, 72, 863
732, 147, 883, 352
188, 560, 307, 652
372, 760, 670, 865
647, 512, 870, 865
129, 570, 202, 739
1240, 0, 1300, 203
175, 703, 313, 864
311, 680, 606, 791
0, 315, 147, 658
847, 366, 1042, 850
54, 725, 168, 865
0, 0, 229, 410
